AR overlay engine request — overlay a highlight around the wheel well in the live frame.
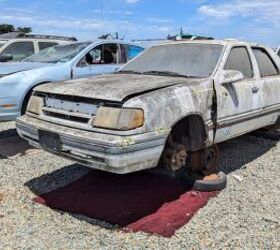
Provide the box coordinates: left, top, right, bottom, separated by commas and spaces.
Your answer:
169, 115, 207, 152
21, 82, 50, 115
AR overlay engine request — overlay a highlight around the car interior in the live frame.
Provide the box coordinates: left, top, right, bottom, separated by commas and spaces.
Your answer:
84, 43, 119, 65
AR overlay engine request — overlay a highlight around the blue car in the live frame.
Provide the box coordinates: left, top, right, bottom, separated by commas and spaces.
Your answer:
0, 40, 145, 121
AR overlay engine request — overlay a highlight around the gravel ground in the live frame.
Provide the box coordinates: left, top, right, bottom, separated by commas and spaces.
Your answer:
0, 121, 279, 249
0, 121, 17, 138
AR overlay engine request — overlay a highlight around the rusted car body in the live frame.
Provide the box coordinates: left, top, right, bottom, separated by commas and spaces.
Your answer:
16, 40, 280, 175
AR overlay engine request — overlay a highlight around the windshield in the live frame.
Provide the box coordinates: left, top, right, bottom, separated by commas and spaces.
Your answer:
0, 40, 7, 48
24, 42, 91, 63
120, 43, 223, 78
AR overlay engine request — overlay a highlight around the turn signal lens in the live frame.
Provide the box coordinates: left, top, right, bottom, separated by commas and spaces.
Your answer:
1, 104, 16, 108
93, 107, 144, 130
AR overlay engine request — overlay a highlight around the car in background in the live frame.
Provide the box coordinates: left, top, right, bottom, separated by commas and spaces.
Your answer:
0, 40, 145, 121
0, 32, 77, 62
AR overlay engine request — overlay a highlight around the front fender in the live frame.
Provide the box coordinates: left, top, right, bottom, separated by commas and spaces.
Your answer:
0, 65, 70, 110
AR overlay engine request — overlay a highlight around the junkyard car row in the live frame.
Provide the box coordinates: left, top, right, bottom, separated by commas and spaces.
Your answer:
13, 39, 280, 189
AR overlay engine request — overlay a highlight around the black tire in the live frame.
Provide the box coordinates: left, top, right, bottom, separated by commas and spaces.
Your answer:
183, 171, 227, 191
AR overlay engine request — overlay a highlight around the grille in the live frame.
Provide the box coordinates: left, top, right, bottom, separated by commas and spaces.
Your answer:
43, 107, 91, 123
42, 96, 98, 124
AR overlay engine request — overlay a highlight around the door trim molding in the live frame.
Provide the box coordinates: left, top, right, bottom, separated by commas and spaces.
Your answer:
217, 103, 280, 128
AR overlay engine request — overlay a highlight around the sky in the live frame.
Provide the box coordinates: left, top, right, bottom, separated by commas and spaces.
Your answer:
0, 0, 279, 47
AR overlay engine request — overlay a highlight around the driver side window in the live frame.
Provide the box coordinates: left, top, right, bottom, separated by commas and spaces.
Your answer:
225, 47, 253, 79
77, 43, 119, 67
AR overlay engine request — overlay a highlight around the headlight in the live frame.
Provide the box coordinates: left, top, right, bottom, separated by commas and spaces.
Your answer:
93, 107, 144, 130
26, 95, 44, 115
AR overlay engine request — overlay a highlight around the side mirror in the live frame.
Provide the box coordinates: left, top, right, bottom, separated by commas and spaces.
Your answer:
0, 54, 13, 62
220, 70, 244, 85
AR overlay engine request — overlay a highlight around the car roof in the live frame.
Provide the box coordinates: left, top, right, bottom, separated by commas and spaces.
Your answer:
38, 40, 146, 50
153, 39, 264, 48
0, 32, 77, 41
1, 38, 71, 43
82, 39, 147, 48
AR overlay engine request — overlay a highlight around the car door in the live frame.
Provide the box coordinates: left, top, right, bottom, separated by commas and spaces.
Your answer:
251, 46, 280, 126
0, 41, 35, 61
71, 42, 122, 79
214, 45, 261, 143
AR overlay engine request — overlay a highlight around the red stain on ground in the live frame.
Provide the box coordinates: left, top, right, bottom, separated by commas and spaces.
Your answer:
34, 170, 217, 237
126, 191, 217, 237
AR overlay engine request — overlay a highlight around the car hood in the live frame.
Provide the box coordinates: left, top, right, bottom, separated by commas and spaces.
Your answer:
0, 62, 53, 75
35, 74, 193, 102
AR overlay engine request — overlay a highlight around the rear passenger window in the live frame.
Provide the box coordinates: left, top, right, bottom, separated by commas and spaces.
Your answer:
225, 47, 253, 79
252, 48, 278, 77
39, 42, 58, 51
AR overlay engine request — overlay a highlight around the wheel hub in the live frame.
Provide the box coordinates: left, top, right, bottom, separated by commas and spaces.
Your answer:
190, 145, 219, 175
162, 146, 187, 172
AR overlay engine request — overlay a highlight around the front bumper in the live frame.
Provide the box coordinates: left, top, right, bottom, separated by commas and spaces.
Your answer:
16, 115, 169, 174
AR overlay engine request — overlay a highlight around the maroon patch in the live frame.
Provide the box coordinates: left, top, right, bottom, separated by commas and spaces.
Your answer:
34, 171, 217, 237
126, 191, 217, 237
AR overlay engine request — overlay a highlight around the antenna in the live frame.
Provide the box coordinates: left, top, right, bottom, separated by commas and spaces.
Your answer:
180, 27, 183, 36
100, 0, 104, 35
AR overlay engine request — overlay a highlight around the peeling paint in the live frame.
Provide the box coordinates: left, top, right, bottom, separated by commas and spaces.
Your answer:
17, 40, 280, 174
120, 137, 136, 148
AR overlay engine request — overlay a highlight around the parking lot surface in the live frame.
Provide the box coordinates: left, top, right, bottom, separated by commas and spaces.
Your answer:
0, 121, 279, 249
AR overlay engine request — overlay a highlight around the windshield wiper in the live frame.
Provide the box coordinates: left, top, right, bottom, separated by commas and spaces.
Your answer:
143, 70, 199, 78
116, 70, 143, 75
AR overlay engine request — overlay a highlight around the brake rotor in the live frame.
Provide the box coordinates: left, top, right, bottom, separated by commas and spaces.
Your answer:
162, 146, 187, 172
190, 144, 219, 176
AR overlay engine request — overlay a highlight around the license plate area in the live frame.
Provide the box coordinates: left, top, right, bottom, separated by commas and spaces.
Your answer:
38, 130, 61, 152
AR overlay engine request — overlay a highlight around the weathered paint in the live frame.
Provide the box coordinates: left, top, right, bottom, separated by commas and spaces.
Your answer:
17, 40, 280, 174
35, 74, 188, 102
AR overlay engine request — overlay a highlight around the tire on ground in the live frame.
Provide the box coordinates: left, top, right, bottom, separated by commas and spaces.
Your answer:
184, 171, 227, 191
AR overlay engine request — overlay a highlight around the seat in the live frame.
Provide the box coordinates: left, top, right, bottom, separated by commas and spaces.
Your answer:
103, 50, 114, 64
85, 53, 93, 64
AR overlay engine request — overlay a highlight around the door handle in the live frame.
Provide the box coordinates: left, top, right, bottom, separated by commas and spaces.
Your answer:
251, 87, 259, 94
